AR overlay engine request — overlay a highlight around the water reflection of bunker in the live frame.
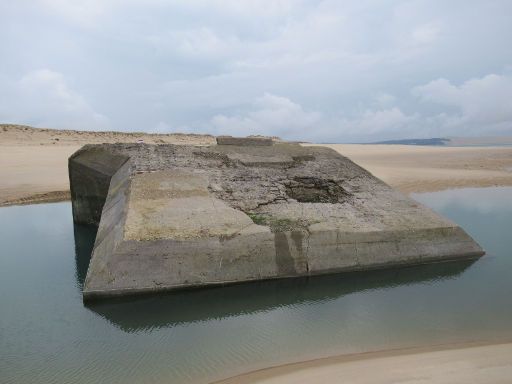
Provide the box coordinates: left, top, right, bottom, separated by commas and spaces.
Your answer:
72, 225, 474, 331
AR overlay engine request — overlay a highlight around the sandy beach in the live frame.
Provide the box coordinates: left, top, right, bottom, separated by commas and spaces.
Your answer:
1, 124, 512, 206
0, 124, 215, 206
314, 143, 512, 193
216, 342, 512, 384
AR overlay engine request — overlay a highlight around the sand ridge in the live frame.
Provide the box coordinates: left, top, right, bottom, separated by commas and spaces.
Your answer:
1, 124, 512, 206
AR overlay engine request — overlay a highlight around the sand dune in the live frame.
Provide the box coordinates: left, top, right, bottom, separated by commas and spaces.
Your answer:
0, 123, 215, 146
1, 125, 512, 206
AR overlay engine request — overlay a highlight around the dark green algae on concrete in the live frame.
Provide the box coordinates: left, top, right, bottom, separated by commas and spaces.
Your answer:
68, 137, 484, 300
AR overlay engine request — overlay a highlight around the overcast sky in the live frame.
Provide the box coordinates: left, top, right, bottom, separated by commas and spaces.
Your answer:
1, 1, 511, 142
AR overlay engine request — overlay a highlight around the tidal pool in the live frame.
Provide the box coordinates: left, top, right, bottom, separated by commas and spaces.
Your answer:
1, 187, 511, 383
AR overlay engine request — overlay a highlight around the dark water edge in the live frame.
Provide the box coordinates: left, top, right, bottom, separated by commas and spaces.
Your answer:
1, 187, 511, 384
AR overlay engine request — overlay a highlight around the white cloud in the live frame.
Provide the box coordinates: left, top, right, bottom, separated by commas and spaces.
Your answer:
414, 73, 512, 134
211, 93, 322, 139
148, 27, 237, 60
1, 1, 511, 140
210, 93, 416, 142
411, 22, 441, 46
37, 0, 110, 27
0, 69, 110, 130
374, 92, 397, 108
338, 108, 415, 138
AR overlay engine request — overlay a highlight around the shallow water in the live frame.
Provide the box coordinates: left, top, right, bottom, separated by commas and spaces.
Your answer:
1, 187, 511, 384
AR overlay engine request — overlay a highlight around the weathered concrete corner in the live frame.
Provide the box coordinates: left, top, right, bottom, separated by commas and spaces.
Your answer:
69, 140, 484, 301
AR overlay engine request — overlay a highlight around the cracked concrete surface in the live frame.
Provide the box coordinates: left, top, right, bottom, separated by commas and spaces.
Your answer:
69, 138, 484, 300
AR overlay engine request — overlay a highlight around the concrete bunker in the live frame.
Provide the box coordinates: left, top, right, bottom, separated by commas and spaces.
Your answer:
69, 136, 485, 301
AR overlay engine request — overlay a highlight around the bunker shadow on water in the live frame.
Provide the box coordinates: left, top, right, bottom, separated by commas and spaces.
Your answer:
74, 223, 476, 332
3, 189, 511, 384
73, 223, 97, 288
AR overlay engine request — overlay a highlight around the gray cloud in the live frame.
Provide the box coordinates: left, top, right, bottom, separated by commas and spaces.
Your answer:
0, 69, 109, 130
0, 1, 511, 141
413, 74, 512, 135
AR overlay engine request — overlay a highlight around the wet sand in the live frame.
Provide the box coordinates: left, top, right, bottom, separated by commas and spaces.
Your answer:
216, 342, 512, 384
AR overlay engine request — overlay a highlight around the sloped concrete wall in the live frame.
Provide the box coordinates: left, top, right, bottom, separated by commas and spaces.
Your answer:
83, 159, 132, 296
69, 146, 130, 225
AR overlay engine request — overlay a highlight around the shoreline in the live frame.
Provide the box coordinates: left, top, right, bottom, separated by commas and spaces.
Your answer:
214, 340, 512, 384
1, 144, 512, 207
2, 125, 512, 206
0, 190, 70, 207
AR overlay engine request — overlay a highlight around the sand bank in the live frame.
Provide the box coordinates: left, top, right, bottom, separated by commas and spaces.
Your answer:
1, 125, 512, 205
215, 342, 512, 384
0, 125, 214, 206
313, 144, 512, 193
0, 144, 80, 206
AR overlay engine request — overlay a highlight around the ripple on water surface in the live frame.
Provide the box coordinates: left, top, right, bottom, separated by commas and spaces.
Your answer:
1, 187, 512, 383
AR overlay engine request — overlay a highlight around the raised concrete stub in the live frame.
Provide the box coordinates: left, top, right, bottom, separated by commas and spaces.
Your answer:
216, 136, 274, 146
69, 141, 485, 300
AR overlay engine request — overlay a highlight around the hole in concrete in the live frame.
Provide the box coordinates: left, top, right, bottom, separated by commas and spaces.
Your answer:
285, 177, 349, 203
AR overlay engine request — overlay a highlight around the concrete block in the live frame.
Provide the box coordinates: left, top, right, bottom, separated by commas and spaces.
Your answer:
216, 136, 274, 146
68, 141, 485, 300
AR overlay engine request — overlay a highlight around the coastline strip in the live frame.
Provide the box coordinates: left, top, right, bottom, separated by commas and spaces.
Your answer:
214, 341, 512, 384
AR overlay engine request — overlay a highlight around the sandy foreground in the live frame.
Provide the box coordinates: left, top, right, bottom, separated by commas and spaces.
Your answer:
1, 124, 512, 205
215, 342, 512, 384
